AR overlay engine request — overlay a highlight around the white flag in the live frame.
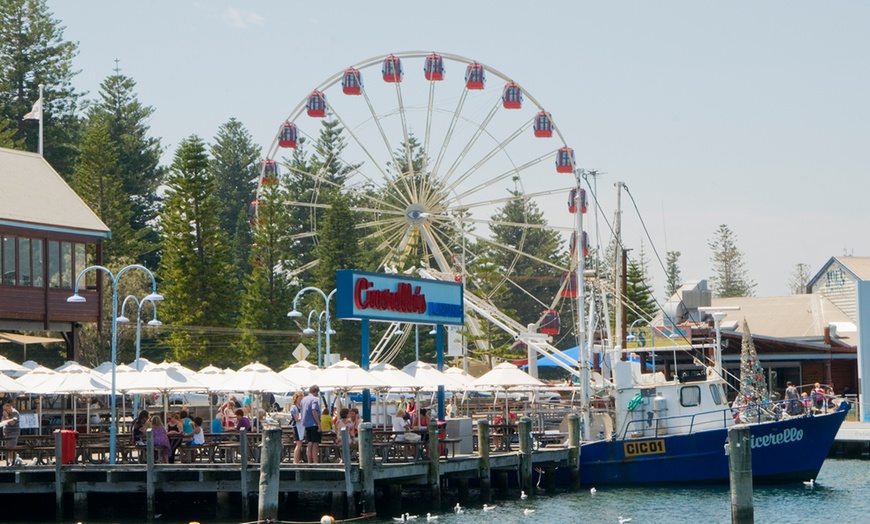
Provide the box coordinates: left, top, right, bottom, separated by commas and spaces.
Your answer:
23, 99, 42, 120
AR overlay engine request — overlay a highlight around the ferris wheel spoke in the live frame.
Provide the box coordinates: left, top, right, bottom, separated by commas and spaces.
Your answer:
447, 153, 553, 206
467, 230, 566, 272
422, 80, 436, 178
419, 224, 452, 273
455, 187, 573, 212
393, 84, 420, 203
442, 121, 531, 195
439, 99, 501, 188
465, 216, 573, 232
431, 89, 470, 177
360, 87, 417, 203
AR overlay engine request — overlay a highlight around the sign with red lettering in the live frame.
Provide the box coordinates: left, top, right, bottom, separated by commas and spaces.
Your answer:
336, 270, 464, 325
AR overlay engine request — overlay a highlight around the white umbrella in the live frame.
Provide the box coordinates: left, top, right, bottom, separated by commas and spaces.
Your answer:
317, 359, 386, 391
154, 360, 197, 376
123, 367, 207, 424
278, 361, 320, 390
29, 363, 111, 430
128, 357, 157, 371
444, 366, 476, 387
213, 362, 298, 393
195, 365, 236, 420
471, 362, 545, 420
0, 372, 23, 393
11, 364, 56, 387
0, 354, 26, 373
401, 360, 467, 391
370, 362, 419, 390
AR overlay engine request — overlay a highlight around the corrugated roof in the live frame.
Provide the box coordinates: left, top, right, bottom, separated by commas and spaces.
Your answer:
0, 147, 109, 237
834, 256, 870, 281
711, 294, 855, 341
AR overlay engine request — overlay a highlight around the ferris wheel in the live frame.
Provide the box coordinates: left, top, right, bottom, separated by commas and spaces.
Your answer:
259, 51, 583, 361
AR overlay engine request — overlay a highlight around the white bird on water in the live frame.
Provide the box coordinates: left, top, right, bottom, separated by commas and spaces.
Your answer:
454, 503, 464, 515
426, 513, 438, 521
406, 515, 418, 520
483, 504, 497, 511
618, 517, 632, 524
804, 479, 815, 488
392, 515, 406, 522
523, 509, 535, 516
520, 490, 528, 500
590, 487, 597, 494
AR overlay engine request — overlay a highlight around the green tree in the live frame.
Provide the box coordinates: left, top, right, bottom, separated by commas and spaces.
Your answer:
158, 136, 238, 367
664, 250, 682, 298
708, 224, 756, 298
0, 0, 82, 176
0, 118, 20, 147
69, 120, 138, 261
210, 118, 260, 285
86, 70, 163, 264
625, 258, 657, 325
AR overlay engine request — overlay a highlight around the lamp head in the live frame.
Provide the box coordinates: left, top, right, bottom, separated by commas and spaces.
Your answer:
394, 330, 405, 336
147, 319, 162, 327
326, 329, 336, 335
428, 328, 437, 335
67, 294, 86, 303
116, 315, 130, 324
144, 292, 164, 302
302, 328, 316, 335
288, 310, 302, 318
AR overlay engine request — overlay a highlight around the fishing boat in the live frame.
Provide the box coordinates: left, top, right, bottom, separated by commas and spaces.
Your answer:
563, 182, 849, 486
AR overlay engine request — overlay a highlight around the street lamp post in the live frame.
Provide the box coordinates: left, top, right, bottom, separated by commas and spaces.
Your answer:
117, 294, 162, 413
288, 287, 336, 368
303, 310, 333, 368
67, 265, 163, 464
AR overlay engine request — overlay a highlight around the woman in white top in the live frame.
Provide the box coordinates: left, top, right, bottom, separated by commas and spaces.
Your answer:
392, 409, 409, 441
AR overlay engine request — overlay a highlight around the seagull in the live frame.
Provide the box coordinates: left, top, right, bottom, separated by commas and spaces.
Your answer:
590, 487, 597, 494
524, 509, 535, 516
392, 515, 407, 522
406, 514, 419, 520
618, 518, 632, 524
264, 415, 281, 427
11, 454, 23, 466
426, 514, 438, 521
483, 504, 497, 512
26, 457, 38, 467
520, 490, 528, 500
454, 503, 464, 514
803, 479, 815, 488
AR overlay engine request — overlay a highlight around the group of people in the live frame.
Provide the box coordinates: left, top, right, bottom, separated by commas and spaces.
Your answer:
131, 409, 205, 463
785, 381, 838, 415
288, 386, 360, 464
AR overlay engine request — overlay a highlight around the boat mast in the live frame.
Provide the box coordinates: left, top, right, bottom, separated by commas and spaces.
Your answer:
575, 171, 590, 441
613, 182, 625, 352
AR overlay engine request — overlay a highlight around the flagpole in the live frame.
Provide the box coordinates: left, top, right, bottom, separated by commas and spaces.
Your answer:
37, 84, 44, 157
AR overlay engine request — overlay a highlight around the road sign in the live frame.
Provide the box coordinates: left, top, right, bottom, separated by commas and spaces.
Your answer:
293, 343, 310, 362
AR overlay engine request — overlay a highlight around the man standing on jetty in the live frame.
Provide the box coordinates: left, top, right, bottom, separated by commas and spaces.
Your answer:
300, 385, 322, 463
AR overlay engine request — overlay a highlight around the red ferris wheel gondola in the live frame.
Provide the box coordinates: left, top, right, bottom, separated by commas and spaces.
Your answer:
306, 91, 327, 118
539, 309, 560, 335
278, 122, 298, 148
502, 82, 522, 109
464, 62, 485, 90
248, 200, 260, 225
534, 111, 553, 138
560, 272, 578, 298
342, 68, 363, 95
569, 231, 589, 258
260, 160, 278, 184
382, 55, 403, 83
567, 188, 587, 214
424, 53, 445, 81
556, 147, 574, 173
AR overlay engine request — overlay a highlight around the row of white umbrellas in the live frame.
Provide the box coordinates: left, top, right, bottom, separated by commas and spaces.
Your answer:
0, 356, 545, 396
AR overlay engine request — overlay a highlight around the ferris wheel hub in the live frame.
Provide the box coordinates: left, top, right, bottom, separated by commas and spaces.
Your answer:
405, 204, 432, 226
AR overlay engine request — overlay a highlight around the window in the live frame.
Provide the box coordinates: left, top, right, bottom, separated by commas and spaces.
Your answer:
709, 384, 723, 405
61, 242, 72, 288
2, 236, 15, 286
18, 239, 31, 286
48, 240, 60, 288
31, 239, 43, 287
75, 244, 86, 286
680, 386, 701, 407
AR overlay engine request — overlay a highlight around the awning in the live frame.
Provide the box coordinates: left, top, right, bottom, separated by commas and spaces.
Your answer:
0, 333, 65, 345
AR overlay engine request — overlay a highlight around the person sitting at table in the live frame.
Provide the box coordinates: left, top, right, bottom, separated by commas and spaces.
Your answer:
252, 408, 266, 433
405, 399, 417, 423
392, 409, 410, 441
179, 410, 194, 436
334, 408, 356, 462
211, 415, 224, 436
321, 407, 334, 433
182, 416, 205, 462
132, 410, 150, 444
232, 408, 251, 433
166, 412, 184, 463
492, 411, 516, 451
150, 415, 172, 463
412, 407, 431, 433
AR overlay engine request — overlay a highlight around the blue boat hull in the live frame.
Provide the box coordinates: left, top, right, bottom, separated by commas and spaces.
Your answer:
577, 406, 848, 485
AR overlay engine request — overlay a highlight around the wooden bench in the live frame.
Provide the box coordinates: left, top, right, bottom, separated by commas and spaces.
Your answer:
439, 437, 462, 458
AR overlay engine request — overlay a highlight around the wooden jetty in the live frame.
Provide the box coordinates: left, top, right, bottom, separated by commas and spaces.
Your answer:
0, 416, 580, 521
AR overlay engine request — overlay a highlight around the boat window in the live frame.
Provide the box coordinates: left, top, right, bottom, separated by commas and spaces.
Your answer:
680, 386, 701, 407
709, 384, 723, 405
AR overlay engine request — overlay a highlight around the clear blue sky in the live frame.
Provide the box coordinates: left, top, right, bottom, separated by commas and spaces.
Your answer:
47, 1, 869, 298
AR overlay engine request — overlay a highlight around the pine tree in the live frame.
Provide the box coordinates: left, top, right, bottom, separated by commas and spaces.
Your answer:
735, 318, 769, 407
0, 0, 82, 176
625, 258, 657, 325
708, 224, 756, 298
211, 118, 260, 247
664, 250, 682, 298
158, 136, 238, 367
69, 120, 138, 261
86, 70, 163, 263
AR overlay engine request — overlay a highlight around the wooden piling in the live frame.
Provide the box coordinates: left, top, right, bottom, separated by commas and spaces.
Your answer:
54, 429, 63, 518
257, 427, 282, 522
341, 427, 355, 517
518, 417, 533, 496
477, 419, 491, 503
728, 426, 753, 524
146, 428, 155, 520
567, 413, 580, 489
359, 422, 376, 514
240, 428, 249, 519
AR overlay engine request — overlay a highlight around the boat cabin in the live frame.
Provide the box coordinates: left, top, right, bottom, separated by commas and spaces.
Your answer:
568, 188, 587, 214
382, 55, 403, 83
533, 111, 553, 138
424, 53, 445, 81
306, 91, 327, 118
342, 68, 362, 95
464, 63, 485, 90
502, 83, 522, 109
278, 122, 298, 149
556, 147, 574, 173
539, 309, 560, 335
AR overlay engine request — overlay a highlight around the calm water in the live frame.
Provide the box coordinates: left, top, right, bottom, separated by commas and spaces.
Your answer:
15, 458, 870, 524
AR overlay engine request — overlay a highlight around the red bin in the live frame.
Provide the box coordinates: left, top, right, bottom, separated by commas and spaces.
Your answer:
61, 430, 77, 464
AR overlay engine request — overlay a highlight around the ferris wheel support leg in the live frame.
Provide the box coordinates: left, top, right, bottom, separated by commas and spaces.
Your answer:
361, 319, 372, 423
436, 325, 445, 422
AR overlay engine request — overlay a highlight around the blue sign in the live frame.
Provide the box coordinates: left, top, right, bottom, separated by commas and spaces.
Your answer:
335, 270, 464, 325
